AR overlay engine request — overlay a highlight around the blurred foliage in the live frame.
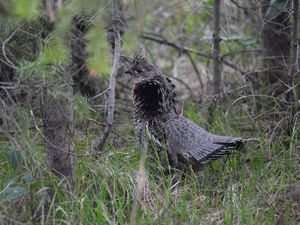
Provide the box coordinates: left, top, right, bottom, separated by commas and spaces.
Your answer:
3, 0, 113, 85
11, 0, 41, 21
86, 23, 111, 77
4, 144, 23, 169
265, 0, 291, 19
122, 30, 139, 53
1, 185, 27, 201
74, 95, 94, 119
40, 38, 70, 64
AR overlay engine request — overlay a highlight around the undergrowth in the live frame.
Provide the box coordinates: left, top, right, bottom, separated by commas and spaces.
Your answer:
0, 99, 299, 225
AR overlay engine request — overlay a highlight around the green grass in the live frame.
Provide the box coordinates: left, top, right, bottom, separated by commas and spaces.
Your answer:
0, 102, 299, 225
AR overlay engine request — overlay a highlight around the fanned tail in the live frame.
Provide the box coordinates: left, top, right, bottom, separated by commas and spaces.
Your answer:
198, 141, 243, 164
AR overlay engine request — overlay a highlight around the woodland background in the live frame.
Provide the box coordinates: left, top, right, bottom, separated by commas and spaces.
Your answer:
0, 0, 299, 224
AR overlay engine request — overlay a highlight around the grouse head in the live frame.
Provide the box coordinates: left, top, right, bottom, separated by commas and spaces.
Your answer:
128, 54, 176, 120
126, 54, 160, 80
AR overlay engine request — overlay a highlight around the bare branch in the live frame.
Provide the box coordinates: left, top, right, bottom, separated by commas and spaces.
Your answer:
186, 52, 204, 90
93, 0, 123, 151
87, 118, 133, 143
140, 32, 246, 75
1, 23, 24, 70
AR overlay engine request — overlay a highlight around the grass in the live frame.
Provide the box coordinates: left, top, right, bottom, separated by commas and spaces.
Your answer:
0, 100, 299, 225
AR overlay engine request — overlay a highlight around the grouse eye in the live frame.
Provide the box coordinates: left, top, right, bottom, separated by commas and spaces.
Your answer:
135, 68, 142, 73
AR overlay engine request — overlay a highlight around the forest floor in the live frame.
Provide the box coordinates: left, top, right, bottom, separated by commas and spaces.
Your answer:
0, 100, 299, 225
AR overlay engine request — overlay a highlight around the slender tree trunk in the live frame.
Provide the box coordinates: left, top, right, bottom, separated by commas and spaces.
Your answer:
288, 0, 299, 118
208, 0, 221, 123
40, 81, 76, 187
40, 0, 75, 188
260, 0, 291, 95
94, 0, 125, 151
212, 0, 221, 95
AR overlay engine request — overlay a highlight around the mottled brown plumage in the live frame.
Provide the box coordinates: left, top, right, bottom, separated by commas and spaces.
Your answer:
130, 55, 257, 171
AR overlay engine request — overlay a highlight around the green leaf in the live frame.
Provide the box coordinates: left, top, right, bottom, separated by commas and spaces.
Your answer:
4, 145, 23, 169
1, 186, 27, 201
221, 36, 256, 46
11, 0, 41, 21
240, 38, 256, 46
22, 173, 34, 183
265, 0, 290, 19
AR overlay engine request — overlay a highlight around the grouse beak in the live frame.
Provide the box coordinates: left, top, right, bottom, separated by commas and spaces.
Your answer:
125, 69, 133, 75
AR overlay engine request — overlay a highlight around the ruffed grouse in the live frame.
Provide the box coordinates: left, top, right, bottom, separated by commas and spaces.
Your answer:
128, 55, 257, 171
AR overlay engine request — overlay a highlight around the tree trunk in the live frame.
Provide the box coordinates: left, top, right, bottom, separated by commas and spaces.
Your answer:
260, 0, 291, 95
288, 0, 299, 118
212, 0, 221, 95
40, 86, 76, 187
39, 0, 77, 188
208, 0, 221, 124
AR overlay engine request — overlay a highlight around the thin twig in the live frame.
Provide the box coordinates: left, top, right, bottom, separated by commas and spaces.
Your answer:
94, 0, 123, 151
186, 52, 204, 90
30, 109, 117, 158
167, 74, 194, 97
140, 32, 246, 75
89, 88, 109, 100
2, 23, 24, 70
221, 49, 263, 61
230, 0, 258, 10
87, 118, 133, 142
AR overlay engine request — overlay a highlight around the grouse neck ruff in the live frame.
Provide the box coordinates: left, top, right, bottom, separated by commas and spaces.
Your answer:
133, 77, 174, 120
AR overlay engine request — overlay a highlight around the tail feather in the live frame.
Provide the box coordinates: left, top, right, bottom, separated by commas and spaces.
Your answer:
198, 141, 245, 164
198, 137, 259, 164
